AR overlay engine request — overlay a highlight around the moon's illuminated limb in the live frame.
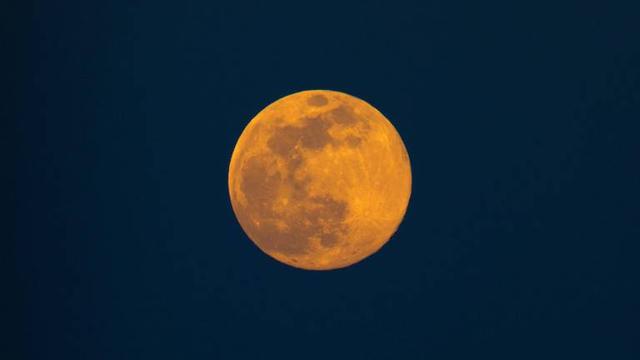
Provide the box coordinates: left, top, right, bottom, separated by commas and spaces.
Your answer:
228, 90, 411, 270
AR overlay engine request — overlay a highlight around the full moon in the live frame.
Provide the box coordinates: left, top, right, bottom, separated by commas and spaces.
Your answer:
228, 90, 412, 270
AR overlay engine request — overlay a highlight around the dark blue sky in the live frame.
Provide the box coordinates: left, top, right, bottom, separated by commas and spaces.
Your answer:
12, 0, 640, 358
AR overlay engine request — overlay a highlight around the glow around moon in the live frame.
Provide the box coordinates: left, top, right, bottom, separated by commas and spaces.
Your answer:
228, 90, 411, 270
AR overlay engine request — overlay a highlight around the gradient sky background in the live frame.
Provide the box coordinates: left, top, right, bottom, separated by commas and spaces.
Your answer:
11, 0, 640, 358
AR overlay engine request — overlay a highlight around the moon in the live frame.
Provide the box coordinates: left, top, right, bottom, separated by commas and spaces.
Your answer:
228, 90, 412, 270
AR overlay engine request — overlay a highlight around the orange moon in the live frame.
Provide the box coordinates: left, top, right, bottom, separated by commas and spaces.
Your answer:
228, 90, 411, 270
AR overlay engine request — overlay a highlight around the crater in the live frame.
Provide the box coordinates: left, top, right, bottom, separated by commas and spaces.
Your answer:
240, 156, 281, 213
307, 195, 348, 220
248, 193, 350, 255
320, 233, 339, 247
307, 94, 328, 107
257, 220, 311, 255
298, 116, 333, 149
291, 176, 311, 200
345, 135, 362, 147
287, 151, 304, 174
301, 195, 349, 249
267, 115, 334, 157
267, 126, 300, 157
329, 105, 358, 125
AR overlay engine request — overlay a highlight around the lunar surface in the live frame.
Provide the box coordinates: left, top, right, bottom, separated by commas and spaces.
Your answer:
228, 90, 411, 270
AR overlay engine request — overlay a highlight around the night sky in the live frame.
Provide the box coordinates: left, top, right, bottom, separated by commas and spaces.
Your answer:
11, 1, 640, 358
